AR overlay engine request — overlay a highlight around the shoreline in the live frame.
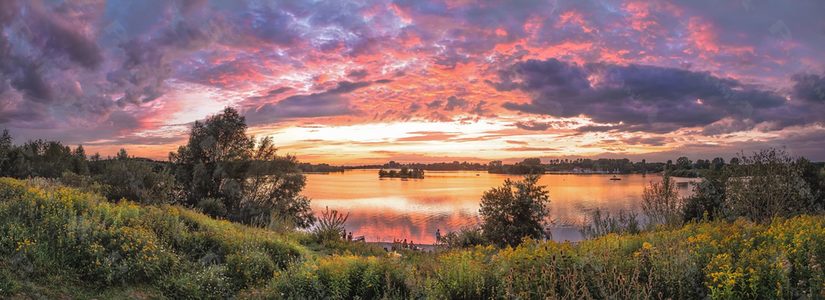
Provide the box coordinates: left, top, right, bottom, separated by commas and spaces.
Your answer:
366, 241, 438, 252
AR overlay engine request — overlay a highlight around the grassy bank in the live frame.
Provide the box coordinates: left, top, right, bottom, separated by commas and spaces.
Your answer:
1, 177, 824, 299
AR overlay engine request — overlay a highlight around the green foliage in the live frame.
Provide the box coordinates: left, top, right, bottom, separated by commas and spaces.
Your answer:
440, 227, 487, 248
479, 175, 551, 247
266, 255, 408, 299
170, 108, 314, 228
725, 148, 816, 222
95, 154, 179, 205
642, 173, 684, 227
683, 169, 727, 222
226, 248, 276, 287
426, 247, 500, 299
0, 178, 304, 298
197, 197, 227, 218
159, 265, 233, 300
312, 207, 349, 244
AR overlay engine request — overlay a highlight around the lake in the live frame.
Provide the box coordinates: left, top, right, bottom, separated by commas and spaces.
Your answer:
304, 169, 696, 244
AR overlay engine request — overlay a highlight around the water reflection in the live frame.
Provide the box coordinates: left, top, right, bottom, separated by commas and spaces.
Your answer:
304, 169, 695, 244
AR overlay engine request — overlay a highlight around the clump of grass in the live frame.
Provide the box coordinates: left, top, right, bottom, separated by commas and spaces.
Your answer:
313, 206, 349, 243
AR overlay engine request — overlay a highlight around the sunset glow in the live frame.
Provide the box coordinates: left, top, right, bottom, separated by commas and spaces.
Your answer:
2, 0, 825, 163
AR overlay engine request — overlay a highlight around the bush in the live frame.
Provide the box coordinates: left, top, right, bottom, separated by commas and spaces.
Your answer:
642, 173, 683, 227
226, 248, 276, 287
197, 197, 227, 218
440, 227, 487, 249
725, 148, 816, 222
267, 255, 408, 299
580, 208, 640, 239
479, 175, 551, 247
683, 171, 727, 222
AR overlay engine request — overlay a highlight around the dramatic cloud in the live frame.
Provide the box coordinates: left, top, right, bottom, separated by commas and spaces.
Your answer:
496, 58, 825, 134
242, 81, 377, 125
1, 0, 824, 162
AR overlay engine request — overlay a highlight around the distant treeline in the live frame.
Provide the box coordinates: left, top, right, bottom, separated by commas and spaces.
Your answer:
353, 156, 769, 176
298, 163, 345, 173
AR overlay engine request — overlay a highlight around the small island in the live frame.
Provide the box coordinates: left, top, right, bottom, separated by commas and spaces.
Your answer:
379, 167, 425, 179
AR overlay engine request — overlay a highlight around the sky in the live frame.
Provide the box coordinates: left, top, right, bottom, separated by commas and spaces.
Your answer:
1, 0, 824, 164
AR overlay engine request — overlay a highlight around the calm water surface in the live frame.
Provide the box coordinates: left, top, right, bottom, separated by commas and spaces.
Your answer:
304, 169, 695, 244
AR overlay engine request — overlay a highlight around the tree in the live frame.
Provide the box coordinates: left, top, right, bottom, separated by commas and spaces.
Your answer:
711, 157, 725, 171
170, 107, 252, 207
479, 175, 551, 247
97, 158, 178, 205
117, 148, 129, 160
0, 129, 11, 174
71, 145, 90, 175
676, 157, 692, 170
170, 107, 313, 228
236, 137, 314, 228
682, 171, 726, 222
797, 158, 825, 210
725, 148, 815, 222
642, 173, 683, 227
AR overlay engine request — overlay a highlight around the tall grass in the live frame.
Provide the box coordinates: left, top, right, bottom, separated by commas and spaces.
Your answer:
0, 178, 305, 298
254, 218, 825, 299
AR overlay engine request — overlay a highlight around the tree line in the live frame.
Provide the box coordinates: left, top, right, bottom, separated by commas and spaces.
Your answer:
0, 107, 314, 229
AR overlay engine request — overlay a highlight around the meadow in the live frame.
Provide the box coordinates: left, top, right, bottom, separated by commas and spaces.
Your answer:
1, 177, 823, 299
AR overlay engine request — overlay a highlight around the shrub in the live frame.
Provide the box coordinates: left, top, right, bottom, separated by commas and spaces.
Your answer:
725, 148, 816, 222
267, 255, 408, 299
580, 208, 640, 239
683, 171, 727, 222
642, 173, 683, 227
440, 227, 487, 249
479, 175, 551, 247
226, 248, 276, 287
197, 197, 227, 218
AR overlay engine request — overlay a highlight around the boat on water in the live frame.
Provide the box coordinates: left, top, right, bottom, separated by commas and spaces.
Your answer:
609, 175, 621, 181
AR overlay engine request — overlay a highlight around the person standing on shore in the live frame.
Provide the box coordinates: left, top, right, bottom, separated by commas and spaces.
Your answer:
435, 229, 441, 244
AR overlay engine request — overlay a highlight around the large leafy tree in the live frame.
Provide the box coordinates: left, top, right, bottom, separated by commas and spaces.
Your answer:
170, 107, 253, 207
170, 107, 313, 228
479, 175, 551, 247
